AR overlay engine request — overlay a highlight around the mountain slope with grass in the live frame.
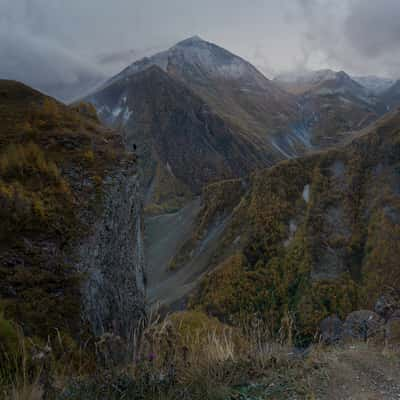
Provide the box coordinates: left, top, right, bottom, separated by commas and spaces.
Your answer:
85, 65, 270, 213
87, 38, 390, 215
191, 109, 400, 342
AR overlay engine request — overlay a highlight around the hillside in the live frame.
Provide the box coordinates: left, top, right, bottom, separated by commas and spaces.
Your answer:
86, 65, 270, 213
191, 109, 400, 341
382, 79, 400, 110
103, 36, 300, 141
0, 80, 145, 341
86, 39, 392, 216
353, 75, 395, 95
274, 69, 387, 149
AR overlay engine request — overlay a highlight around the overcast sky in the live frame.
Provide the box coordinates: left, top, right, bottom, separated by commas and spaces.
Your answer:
1, 0, 399, 101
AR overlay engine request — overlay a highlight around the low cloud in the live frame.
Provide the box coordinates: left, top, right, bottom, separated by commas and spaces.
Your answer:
0, 22, 105, 101
0, 0, 399, 101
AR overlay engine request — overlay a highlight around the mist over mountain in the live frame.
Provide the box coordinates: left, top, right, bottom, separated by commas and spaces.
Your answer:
2, 1, 400, 101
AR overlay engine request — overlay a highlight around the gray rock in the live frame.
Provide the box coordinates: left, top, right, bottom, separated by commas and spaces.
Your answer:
375, 295, 396, 320
320, 315, 343, 344
385, 310, 400, 346
76, 164, 146, 340
343, 310, 384, 342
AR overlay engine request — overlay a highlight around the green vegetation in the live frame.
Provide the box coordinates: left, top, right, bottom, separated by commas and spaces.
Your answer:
2, 310, 399, 400
144, 162, 192, 216
0, 80, 134, 341
191, 111, 400, 343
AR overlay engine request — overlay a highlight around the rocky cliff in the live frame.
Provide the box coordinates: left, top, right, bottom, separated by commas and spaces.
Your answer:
0, 80, 146, 341
191, 109, 400, 342
77, 166, 146, 339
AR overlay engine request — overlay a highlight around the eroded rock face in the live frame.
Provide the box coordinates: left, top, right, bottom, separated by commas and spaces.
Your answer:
77, 164, 146, 338
343, 310, 384, 342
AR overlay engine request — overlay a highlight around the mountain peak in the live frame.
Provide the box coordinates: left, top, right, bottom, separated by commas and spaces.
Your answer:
175, 35, 206, 47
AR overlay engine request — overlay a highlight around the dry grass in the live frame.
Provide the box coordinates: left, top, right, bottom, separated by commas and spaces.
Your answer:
1, 312, 400, 399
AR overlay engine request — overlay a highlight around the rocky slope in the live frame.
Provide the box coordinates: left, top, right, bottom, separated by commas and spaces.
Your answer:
0, 80, 145, 340
381, 79, 400, 110
275, 69, 372, 97
190, 109, 400, 341
86, 39, 390, 214
274, 69, 386, 147
353, 75, 395, 95
85, 65, 270, 213
103, 36, 301, 143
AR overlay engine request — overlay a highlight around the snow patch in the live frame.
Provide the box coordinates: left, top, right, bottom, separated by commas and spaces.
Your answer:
284, 220, 298, 247
98, 105, 111, 116
122, 107, 133, 125
271, 139, 294, 159
291, 126, 312, 148
302, 184, 310, 203
166, 162, 174, 176
112, 106, 123, 118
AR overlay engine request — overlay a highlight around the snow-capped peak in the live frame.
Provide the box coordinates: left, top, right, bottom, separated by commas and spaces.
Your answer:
174, 35, 205, 47
103, 36, 270, 90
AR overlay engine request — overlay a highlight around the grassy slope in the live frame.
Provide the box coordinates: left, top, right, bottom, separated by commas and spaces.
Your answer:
191, 110, 400, 342
0, 80, 134, 340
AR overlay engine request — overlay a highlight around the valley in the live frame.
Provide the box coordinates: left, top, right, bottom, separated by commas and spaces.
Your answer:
84, 36, 400, 318
1, 32, 400, 400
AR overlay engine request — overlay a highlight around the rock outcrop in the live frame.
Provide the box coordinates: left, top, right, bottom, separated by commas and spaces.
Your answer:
78, 165, 146, 338
342, 310, 384, 342
0, 80, 146, 341
191, 109, 400, 341
320, 315, 343, 344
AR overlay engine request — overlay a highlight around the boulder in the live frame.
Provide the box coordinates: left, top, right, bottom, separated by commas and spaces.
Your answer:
374, 294, 397, 320
320, 315, 343, 344
385, 310, 400, 346
343, 310, 384, 342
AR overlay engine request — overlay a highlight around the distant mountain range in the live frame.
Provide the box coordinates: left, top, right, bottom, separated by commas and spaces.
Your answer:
84, 37, 396, 213
1, 35, 400, 355
274, 70, 396, 96
352, 75, 396, 94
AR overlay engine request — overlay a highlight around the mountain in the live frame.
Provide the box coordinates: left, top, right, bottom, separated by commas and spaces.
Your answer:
191, 109, 400, 340
352, 75, 396, 95
275, 69, 374, 99
274, 69, 385, 147
0, 80, 145, 340
105, 36, 300, 139
87, 65, 273, 213
274, 69, 339, 94
86, 38, 386, 212
86, 37, 315, 212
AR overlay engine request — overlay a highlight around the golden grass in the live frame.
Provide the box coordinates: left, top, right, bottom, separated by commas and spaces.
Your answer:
1, 310, 400, 399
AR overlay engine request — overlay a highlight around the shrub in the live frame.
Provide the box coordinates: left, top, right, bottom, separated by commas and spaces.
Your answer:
0, 311, 19, 357
0, 142, 60, 182
83, 150, 95, 164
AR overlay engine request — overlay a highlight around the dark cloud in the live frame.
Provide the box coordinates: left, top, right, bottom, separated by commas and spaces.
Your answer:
345, 0, 400, 58
0, 0, 398, 101
295, 0, 400, 78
